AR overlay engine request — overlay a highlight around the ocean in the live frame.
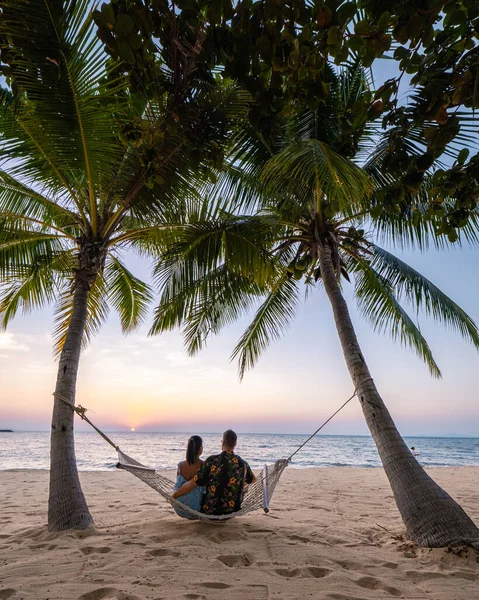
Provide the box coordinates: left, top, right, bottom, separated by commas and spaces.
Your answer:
1, 431, 478, 471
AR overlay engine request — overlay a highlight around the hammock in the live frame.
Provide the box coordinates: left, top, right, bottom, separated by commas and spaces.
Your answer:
118, 448, 289, 521
55, 383, 365, 521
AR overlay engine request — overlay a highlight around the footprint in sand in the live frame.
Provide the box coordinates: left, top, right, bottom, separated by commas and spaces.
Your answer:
274, 568, 302, 578
211, 530, 244, 544
77, 588, 143, 600
354, 576, 401, 597
29, 543, 57, 551
287, 534, 310, 543
198, 583, 232, 589
274, 567, 331, 579
80, 546, 112, 555
148, 536, 163, 544
306, 567, 332, 578
122, 541, 146, 547
216, 554, 253, 567
0, 590, 16, 600
146, 548, 180, 558
183, 595, 207, 599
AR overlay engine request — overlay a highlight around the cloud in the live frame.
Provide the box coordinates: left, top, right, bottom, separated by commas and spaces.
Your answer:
0, 332, 30, 353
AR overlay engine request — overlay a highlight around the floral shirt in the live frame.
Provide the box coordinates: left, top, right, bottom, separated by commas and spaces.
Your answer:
193, 450, 254, 515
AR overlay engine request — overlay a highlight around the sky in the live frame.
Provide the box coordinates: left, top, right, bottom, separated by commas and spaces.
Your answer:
0, 55, 478, 437
1, 242, 478, 436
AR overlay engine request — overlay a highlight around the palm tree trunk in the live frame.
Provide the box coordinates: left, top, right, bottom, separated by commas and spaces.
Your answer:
48, 276, 94, 531
317, 242, 479, 547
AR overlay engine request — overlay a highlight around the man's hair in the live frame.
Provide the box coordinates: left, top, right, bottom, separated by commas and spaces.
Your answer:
223, 429, 237, 448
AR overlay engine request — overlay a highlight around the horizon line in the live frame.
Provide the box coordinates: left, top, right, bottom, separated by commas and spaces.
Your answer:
2, 430, 478, 439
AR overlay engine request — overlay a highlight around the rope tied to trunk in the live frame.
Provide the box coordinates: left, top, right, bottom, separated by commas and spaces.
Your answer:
53, 392, 119, 451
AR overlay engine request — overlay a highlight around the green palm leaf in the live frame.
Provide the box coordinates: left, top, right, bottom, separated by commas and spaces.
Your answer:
153, 213, 279, 294
232, 274, 301, 378
0, 0, 130, 228
105, 256, 153, 333
0, 251, 72, 328
151, 263, 262, 354
370, 244, 479, 350
0, 227, 69, 277
261, 139, 374, 216
0, 171, 79, 230
349, 256, 441, 377
371, 202, 479, 251
53, 276, 110, 357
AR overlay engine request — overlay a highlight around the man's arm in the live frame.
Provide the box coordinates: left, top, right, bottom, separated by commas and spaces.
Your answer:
172, 478, 197, 499
172, 459, 209, 499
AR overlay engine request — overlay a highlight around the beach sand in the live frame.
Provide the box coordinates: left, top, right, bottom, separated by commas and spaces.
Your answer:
0, 467, 478, 600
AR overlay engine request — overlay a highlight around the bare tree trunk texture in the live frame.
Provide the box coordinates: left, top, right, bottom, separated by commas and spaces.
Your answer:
48, 277, 94, 531
317, 242, 479, 548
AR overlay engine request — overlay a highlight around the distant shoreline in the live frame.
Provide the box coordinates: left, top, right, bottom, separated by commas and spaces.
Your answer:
0, 429, 13, 433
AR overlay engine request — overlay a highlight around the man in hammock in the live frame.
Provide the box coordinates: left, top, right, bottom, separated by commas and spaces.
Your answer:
172, 429, 255, 516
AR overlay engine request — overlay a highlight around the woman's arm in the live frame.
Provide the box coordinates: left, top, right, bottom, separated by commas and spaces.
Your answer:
172, 478, 197, 499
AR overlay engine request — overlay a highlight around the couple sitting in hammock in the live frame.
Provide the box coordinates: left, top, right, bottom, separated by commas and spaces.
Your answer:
172, 429, 255, 519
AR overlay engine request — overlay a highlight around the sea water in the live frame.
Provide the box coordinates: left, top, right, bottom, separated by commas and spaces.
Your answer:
0, 431, 478, 471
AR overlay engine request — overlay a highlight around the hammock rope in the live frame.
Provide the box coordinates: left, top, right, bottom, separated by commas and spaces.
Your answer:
53, 377, 371, 521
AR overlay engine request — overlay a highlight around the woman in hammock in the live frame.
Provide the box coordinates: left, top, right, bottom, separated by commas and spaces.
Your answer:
173, 435, 206, 519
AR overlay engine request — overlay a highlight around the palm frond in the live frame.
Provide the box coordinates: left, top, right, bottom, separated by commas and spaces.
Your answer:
0, 0, 130, 225
151, 263, 262, 354
232, 274, 300, 379
370, 244, 479, 350
0, 170, 80, 230
371, 202, 479, 251
153, 212, 280, 294
349, 256, 442, 377
105, 256, 153, 333
53, 276, 110, 357
0, 227, 69, 277
261, 139, 374, 217
0, 250, 72, 328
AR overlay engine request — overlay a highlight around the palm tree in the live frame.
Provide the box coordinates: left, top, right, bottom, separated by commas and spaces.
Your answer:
0, 0, 249, 530
150, 64, 479, 547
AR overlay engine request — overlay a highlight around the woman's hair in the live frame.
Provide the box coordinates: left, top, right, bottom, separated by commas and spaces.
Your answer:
186, 435, 203, 465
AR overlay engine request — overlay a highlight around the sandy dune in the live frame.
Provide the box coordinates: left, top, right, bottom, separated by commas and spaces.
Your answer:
0, 467, 478, 600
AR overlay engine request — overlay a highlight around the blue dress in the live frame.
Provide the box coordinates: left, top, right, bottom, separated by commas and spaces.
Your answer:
172, 464, 205, 520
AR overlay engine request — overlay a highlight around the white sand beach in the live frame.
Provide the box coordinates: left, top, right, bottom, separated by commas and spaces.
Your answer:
0, 467, 478, 600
